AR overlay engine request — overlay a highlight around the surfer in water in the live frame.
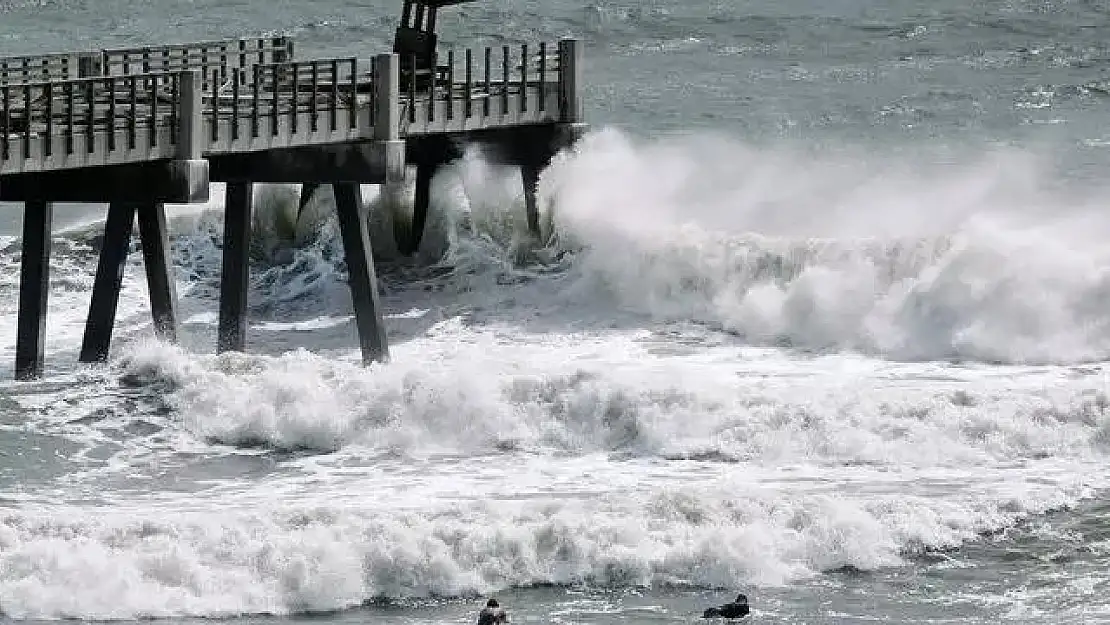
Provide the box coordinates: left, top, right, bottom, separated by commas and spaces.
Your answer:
477, 598, 508, 624
702, 593, 750, 619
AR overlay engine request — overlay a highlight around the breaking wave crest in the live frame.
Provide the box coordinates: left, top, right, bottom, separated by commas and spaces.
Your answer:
155, 127, 1110, 367
0, 473, 1092, 620
538, 129, 1110, 365
114, 339, 1110, 464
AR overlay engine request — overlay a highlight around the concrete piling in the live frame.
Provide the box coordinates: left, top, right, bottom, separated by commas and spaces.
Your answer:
78, 200, 180, 364
218, 181, 253, 353
521, 163, 542, 240
15, 201, 53, 380
136, 202, 179, 342
406, 162, 435, 255
334, 182, 389, 365
298, 182, 321, 222
79, 202, 137, 363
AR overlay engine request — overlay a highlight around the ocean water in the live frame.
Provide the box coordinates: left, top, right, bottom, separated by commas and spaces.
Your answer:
2, 0, 1110, 623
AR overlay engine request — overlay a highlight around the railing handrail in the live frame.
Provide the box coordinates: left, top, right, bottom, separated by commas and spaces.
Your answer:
1, 70, 196, 166
1, 38, 572, 92
0, 70, 177, 91
0, 36, 295, 85
100, 35, 291, 57
247, 56, 362, 78
0, 52, 98, 86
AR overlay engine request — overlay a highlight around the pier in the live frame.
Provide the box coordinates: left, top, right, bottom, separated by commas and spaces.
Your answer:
0, 0, 587, 380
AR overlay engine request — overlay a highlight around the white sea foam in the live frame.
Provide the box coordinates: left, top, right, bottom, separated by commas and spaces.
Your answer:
0, 457, 1096, 620
0, 328, 1089, 619
541, 128, 1110, 364
112, 335, 1110, 467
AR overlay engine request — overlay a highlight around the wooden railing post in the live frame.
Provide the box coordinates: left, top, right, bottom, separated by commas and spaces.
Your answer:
274, 37, 294, 64
77, 53, 101, 78
176, 70, 203, 158
371, 53, 399, 140
557, 38, 581, 123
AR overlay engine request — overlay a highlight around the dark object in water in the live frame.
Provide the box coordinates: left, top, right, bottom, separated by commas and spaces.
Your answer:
702, 593, 750, 619
477, 598, 508, 624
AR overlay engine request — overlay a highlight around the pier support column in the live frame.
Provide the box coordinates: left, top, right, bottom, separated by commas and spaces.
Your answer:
518, 123, 588, 244
370, 51, 411, 259
397, 162, 436, 255
136, 202, 179, 342
15, 200, 53, 380
218, 182, 253, 353
521, 163, 542, 240
334, 182, 389, 365
298, 182, 321, 221
79, 202, 137, 363
383, 176, 409, 255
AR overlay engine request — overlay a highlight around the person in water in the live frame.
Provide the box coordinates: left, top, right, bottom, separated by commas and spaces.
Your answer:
702, 593, 750, 619
477, 598, 508, 624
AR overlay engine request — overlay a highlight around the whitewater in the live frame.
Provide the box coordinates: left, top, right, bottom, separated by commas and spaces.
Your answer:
3, 0, 1110, 623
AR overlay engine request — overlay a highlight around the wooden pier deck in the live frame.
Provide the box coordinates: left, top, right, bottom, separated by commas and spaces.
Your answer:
0, 33, 587, 380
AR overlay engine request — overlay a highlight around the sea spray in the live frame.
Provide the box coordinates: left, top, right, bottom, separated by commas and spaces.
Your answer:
539, 128, 1110, 364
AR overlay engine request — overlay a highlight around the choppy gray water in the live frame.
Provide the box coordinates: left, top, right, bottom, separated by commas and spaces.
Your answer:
2, 1, 1110, 624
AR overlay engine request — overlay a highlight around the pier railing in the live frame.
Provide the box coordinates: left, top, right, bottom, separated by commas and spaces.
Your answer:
400, 39, 574, 133
0, 52, 98, 86
204, 57, 364, 152
101, 37, 295, 91
0, 39, 581, 174
0, 71, 196, 173
0, 37, 294, 88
